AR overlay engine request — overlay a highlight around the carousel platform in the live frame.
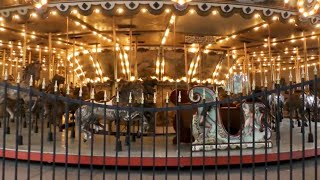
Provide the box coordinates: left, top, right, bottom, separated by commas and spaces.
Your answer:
0, 119, 319, 167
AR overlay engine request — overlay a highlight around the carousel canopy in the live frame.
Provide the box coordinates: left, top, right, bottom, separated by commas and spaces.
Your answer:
0, 0, 318, 86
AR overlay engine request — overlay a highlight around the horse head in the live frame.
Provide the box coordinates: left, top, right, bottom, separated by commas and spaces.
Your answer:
118, 81, 144, 106
52, 74, 65, 86
23, 61, 41, 82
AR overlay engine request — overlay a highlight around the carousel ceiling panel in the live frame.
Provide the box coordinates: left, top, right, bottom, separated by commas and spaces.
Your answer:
176, 13, 264, 36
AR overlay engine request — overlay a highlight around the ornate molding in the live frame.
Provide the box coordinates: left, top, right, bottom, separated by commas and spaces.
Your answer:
0, 1, 318, 25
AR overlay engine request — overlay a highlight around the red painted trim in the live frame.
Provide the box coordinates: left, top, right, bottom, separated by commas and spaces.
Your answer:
0, 148, 319, 167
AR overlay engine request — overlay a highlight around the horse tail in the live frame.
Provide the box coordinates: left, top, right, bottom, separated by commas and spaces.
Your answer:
188, 86, 216, 103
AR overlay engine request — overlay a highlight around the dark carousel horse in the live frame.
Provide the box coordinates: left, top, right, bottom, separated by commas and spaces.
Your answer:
170, 89, 195, 144
0, 62, 41, 138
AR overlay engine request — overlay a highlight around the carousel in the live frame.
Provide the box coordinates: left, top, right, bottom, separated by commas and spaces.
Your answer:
0, 0, 319, 167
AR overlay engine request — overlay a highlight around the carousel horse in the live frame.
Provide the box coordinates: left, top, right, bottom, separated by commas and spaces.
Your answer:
300, 91, 320, 123
40, 74, 67, 131
284, 89, 309, 128
170, 89, 195, 144
189, 86, 272, 151
0, 62, 41, 127
75, 81, 154, 142
267, 92, 285, 130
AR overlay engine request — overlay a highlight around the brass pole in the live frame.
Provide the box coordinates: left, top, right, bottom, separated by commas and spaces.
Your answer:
2, 49, 5, 77
48, 32, 52, 80
129, 22, 132, 80
38, 47, 41, 63
161, 47, 165, 81
184, 44, 188, 88
227, 49, 230, 90
268, 25, 274, 84
15, 57, 18, 76
260, 61, 263, 87
66, 16, 69, 84
65, 49, 68, 84
134, 38, 138, 79
72, 39, 75, 84
113, 16, 118, 91
296, 48, 300, 83
9, 45, 13, 75
23, 25, 27, 68
303, 34, 308, 81
52, 55, 55, 76
28, 51, 31, 65
244, 43, 249, 94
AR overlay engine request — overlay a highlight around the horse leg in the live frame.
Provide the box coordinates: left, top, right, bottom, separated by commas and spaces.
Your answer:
296, 109, 301, 127
5, 106, 15, 134
33, 112, 39, 133
70, 112, 76, 138
6, 107, 14, 123
308, 109, 314, 142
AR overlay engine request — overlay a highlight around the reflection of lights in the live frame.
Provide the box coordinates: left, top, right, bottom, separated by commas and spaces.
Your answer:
117, 8, 124, 14
171, 0, 192, 5
141, 8, 147, 13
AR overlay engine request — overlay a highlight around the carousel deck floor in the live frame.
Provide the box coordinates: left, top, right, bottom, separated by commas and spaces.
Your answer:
0, 119, 320, 167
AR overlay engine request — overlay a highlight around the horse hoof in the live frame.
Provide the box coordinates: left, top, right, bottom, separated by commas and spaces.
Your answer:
10, 119, 14, 123
172, 137, 177, 145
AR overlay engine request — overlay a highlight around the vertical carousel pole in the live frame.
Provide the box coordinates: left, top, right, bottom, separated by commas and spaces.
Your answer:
65, 49, 68, 84
113, 16, 118, 92
66, 17, 69, 84
39, 46, 41, 62
2, 49, 5, 77
184, 44, 188, 88
73, 39, 75, 84
95, 43, 102, 82
9, 44, 13, 75
52, 55, 56, 77
28, 51, 31, 65
199, 46, 202, 83
161, 47, 165, 81
268, 25, 274, 85
251, 57, 254, 90
260, 61, 263, 87
279, 62, 281, 79
227, 49, 230, 90
303, 34, 308, 81
129, 24, 132, 80
253, 65, 256, 90
244, 43, 248, 95
296, 48, 300, 83
48, 33, 52, 80
15, 57, 18, 77
23, 25, 27, 68
134, 39, 138, 79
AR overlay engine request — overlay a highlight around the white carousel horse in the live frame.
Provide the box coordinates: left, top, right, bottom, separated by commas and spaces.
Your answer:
301, 93, 320, 122
189, 86, 272, 151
